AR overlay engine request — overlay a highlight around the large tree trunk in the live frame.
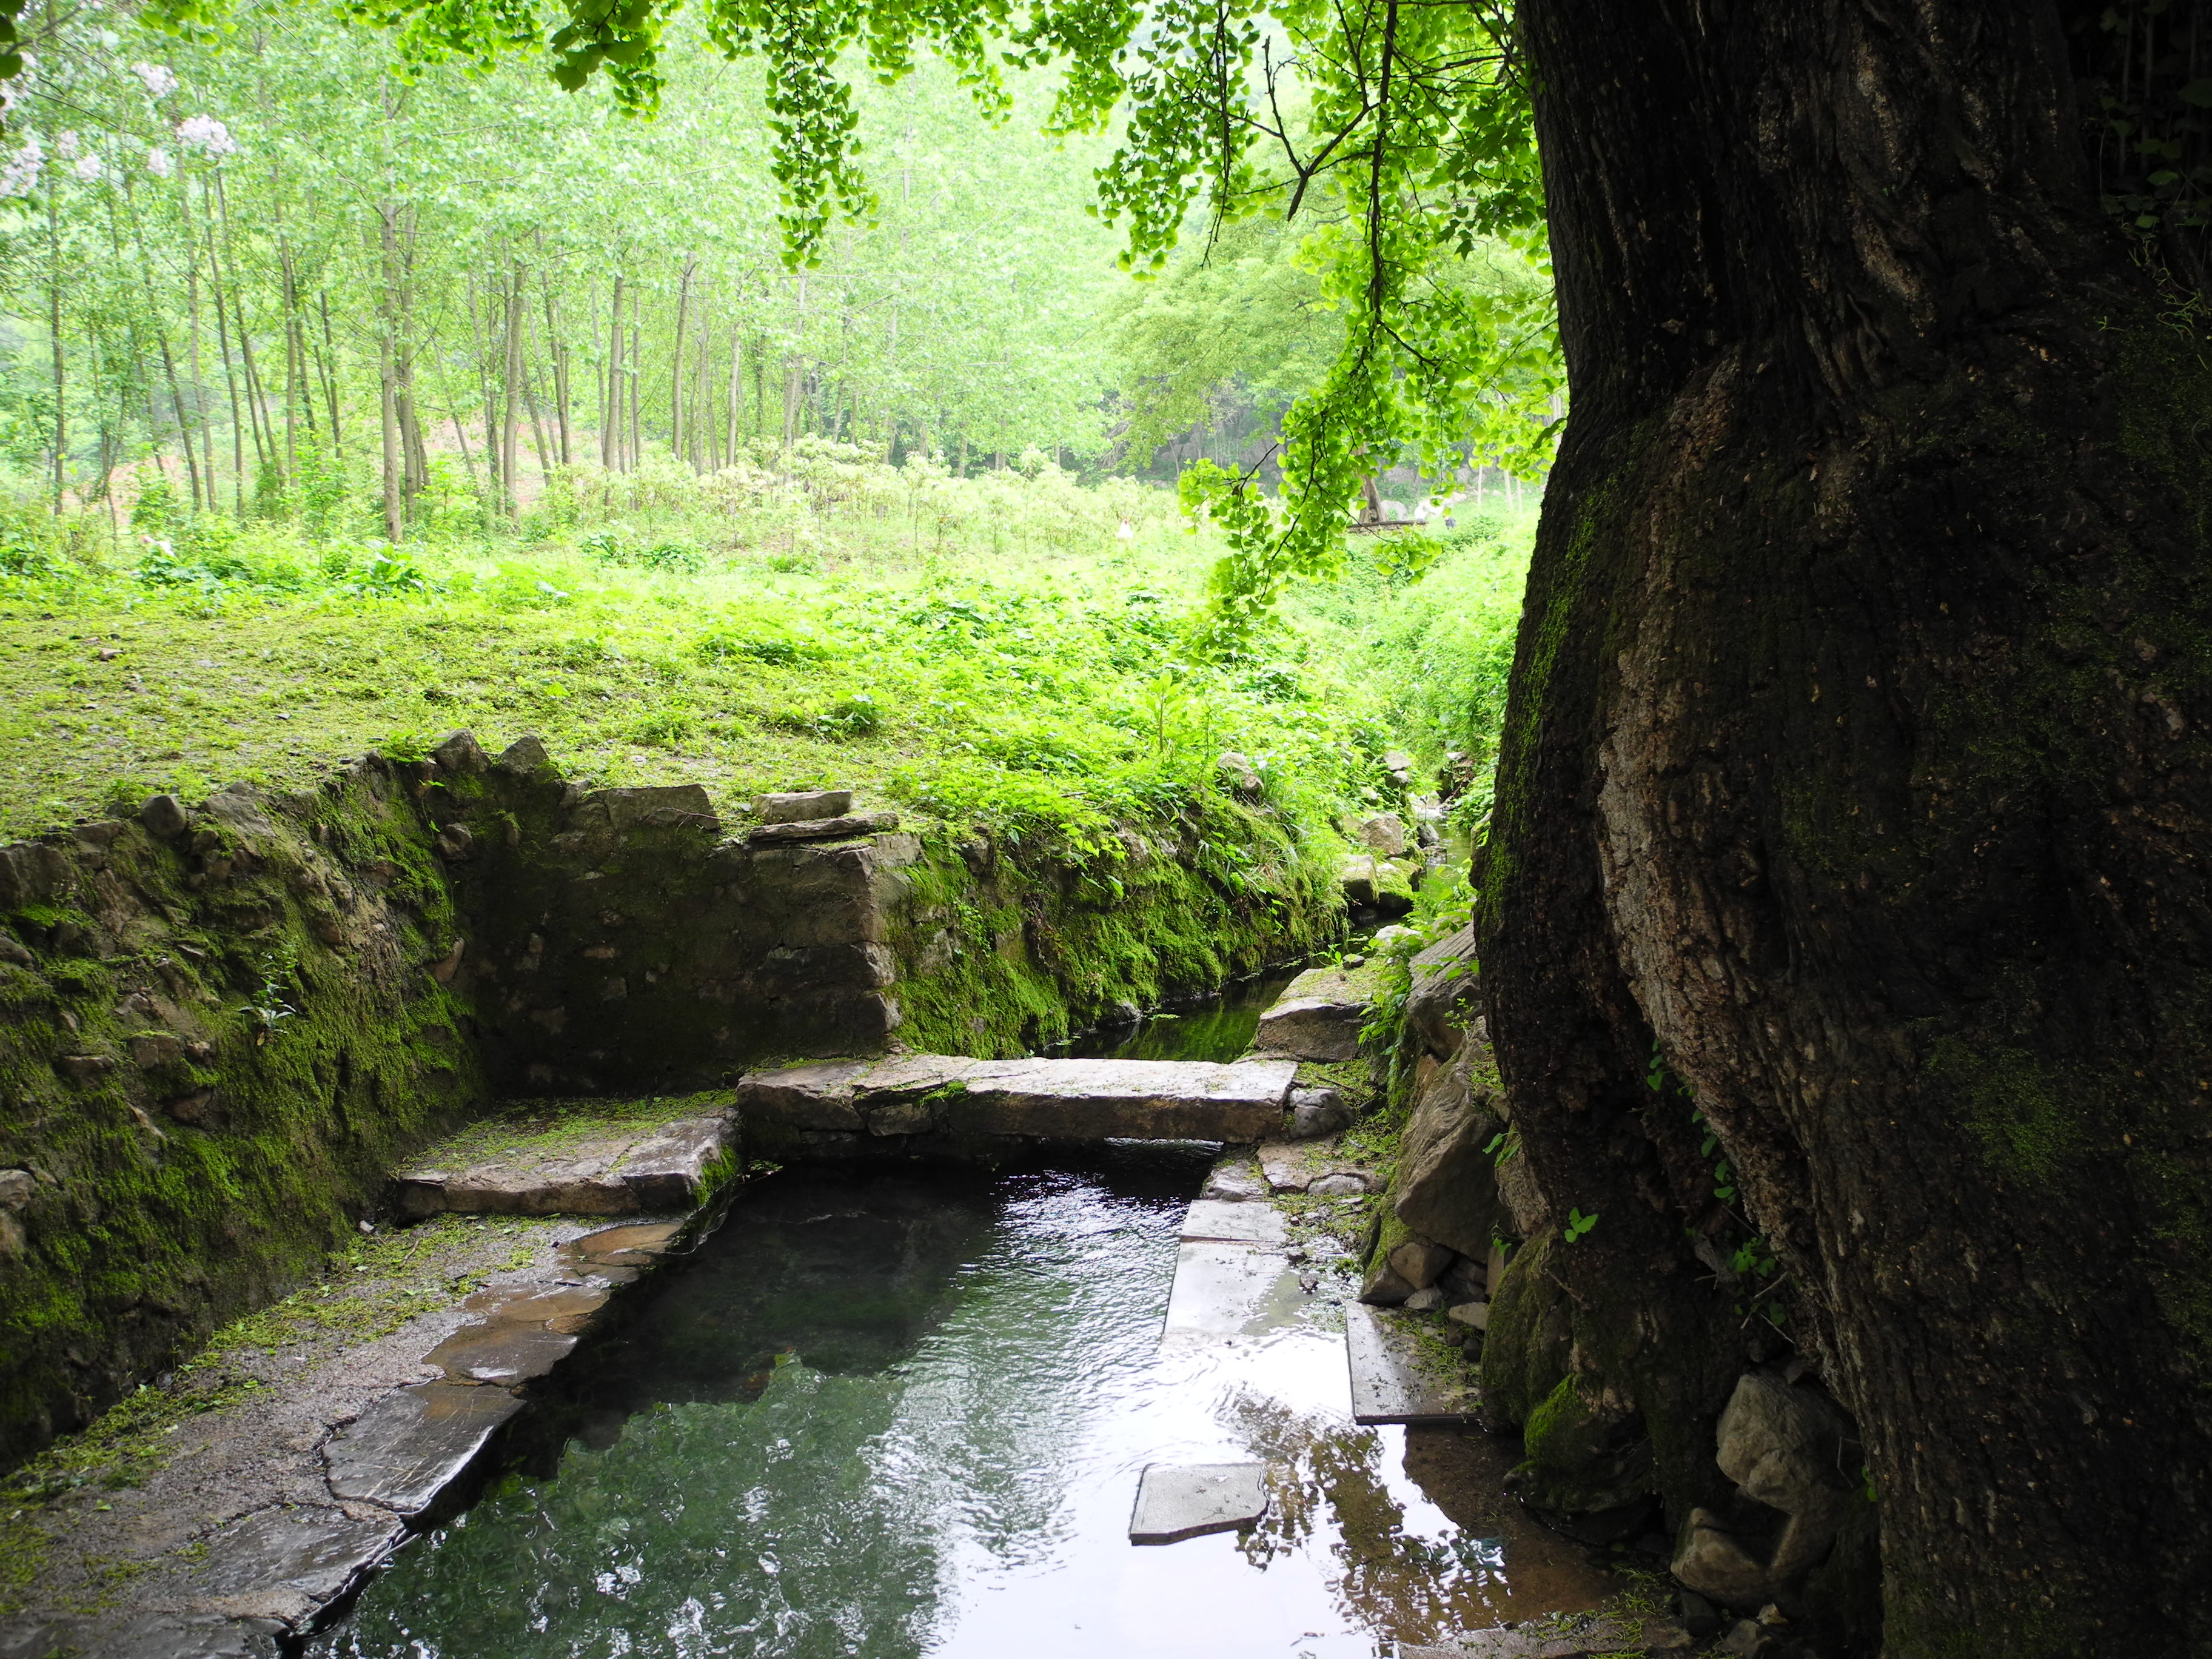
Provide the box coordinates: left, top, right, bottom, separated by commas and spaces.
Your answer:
1485, 2, 2212, 1654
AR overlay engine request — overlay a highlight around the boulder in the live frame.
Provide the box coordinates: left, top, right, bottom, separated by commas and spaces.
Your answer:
1285, 1086, 1351, 1139
1359, 1260, 1414, 1305
1403, 1285, 1445, 1312
1390, 1046, 1504, 1258
1671, 1370, 1864, 1606
1253, 965, 1367, 1062
1340, 854, 1416, 915
1404, 924, 1480, 1059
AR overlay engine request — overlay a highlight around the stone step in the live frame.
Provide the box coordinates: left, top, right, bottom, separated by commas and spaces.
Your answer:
737, 1054, 1298, 1144
1397, 1614, 1694, 1658
390, 1107, 734, 1219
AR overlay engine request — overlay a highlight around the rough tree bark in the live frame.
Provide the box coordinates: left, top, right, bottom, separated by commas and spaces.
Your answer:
1483, 2, 2212, 1654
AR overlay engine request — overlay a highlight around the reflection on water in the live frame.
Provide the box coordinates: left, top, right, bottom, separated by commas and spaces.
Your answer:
317, 1148, 1612, 1659
1060, 971, 1301, 1063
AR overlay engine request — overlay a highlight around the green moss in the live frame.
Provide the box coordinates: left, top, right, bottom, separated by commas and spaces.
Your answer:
1921, 1037, 2088, 1184
1479, 1229, 1574, 1426
891, 813, 1341, 1057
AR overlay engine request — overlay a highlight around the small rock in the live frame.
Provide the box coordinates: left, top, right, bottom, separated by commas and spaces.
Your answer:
430, 730, 488, 773
756, 788, 854, 824
96, 645, 121, 661
1350, 812, 1410, 856
0, 934, 33, 967
1309, 1171, 1371, 1197
167, 1088, 220, 1125
129, 1032, 186, 1069
1387, 1236, 1456, 1289
54, 1054, 118, 1082
1403, 1286, 1445, 1312
1447, 1300, 1490, 1329
435, 823, 475, 861
0, 1169, 35, 1210
1216, 751, 1264, 797
495, 734, 555, 774
1717, 1620, 1772, 1657
1359, 1260, 1413, 1305
140, 794, 190, 839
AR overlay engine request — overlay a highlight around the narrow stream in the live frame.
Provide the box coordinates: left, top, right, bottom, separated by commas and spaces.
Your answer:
315, 973, 1614, 1658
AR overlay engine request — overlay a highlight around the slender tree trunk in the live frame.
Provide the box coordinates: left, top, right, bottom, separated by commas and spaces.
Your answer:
46, 187, 64, 513
603, 273, 623, 470
377, 201, 404, 542
203, 191, 247, 515
124, 181, 203, 512
725, 321, 742, 466
538, 245, 571, 466
628, 287, 641, 471
186, 256, 216, 511
501, 252, 523, 518
1476, 7, 2212, 1658
317, 291, 342, 454
671, 255, 693, 463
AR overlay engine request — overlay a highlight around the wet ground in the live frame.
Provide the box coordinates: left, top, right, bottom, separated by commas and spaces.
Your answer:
310, 1147, 1614, 1659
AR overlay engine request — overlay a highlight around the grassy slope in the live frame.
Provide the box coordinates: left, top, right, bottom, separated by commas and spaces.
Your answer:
0, 476, 1538, 846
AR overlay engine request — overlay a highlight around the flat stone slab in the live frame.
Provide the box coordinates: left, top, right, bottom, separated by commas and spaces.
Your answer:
420, 1322, 579, 1385
1398, 1616, 1694, 1658
324, 1381, 526, 1517
738, 1054, 1298, 1143
1181, 1198, 1289, 1246
0, 1612, 275, 1658
391, 1111, 732, 1219
184, 1504, 404, 1625
1161, 1241, 1297, 1340
1258, 1139, 1369, 1194
1346, 1302, 1481, 1426
748, 809, 899, 842
1128, 1462, 1270, 1543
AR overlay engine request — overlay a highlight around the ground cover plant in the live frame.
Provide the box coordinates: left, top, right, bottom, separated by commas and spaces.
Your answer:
0, 447, 1537, 853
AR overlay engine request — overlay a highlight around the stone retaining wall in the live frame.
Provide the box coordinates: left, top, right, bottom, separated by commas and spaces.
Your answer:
0, 731, 1340, 1470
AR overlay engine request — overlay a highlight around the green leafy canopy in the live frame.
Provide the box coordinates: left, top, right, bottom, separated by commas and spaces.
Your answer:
133, 0, 1563, 646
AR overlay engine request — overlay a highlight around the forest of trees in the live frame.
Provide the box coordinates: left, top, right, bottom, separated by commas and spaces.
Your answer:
0, 1, 1558, 543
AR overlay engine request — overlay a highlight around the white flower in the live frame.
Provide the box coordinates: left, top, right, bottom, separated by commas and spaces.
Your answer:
72, 152, 103, 181
176, 114, 235, 155
132, 62, 177, 99
146, 146, 173, 178
55, 130, 78, 159
0, 136, 44, 196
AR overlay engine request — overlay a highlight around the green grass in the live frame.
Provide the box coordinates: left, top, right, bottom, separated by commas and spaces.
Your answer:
0, 453, 1538, 853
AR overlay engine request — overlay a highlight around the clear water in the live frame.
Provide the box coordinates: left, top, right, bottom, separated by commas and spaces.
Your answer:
1060, 970, 1301, 1063
315, 1149, 1614, 1659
